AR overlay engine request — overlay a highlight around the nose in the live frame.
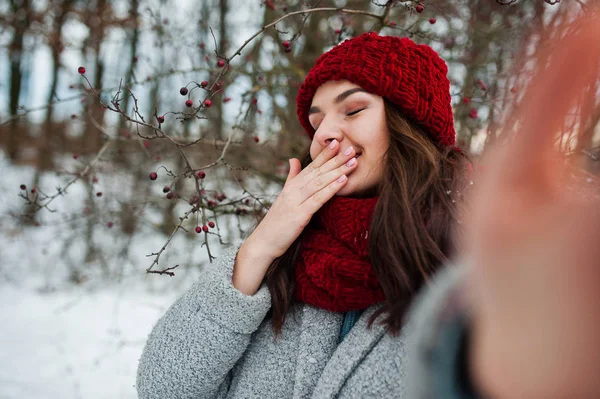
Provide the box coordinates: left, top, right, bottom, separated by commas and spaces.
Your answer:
313, 114, 344, 148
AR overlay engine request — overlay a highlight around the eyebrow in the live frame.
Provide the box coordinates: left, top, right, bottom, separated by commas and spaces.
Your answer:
308, 87, 369, 116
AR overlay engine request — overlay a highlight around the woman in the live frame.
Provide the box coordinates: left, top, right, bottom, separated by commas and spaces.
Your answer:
137, 32, 468, 398
138, 14, 600, 398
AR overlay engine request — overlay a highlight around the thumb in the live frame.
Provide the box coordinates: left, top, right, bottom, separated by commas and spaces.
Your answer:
285, 158, 302, 184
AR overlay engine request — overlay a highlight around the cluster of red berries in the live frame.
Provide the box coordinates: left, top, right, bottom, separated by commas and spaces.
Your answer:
195, 221, 216, 234
282, 40, 292, 53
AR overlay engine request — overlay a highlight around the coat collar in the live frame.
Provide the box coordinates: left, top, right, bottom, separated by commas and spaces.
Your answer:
292, 303, 388, 399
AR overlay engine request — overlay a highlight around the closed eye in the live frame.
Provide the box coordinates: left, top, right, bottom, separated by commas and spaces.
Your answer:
347, 108, 365, 116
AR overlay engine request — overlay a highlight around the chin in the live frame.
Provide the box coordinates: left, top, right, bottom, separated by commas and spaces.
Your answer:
335, 182, 378, 198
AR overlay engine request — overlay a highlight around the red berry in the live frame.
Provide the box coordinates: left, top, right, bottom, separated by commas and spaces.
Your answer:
469, 109, 478, 119
283, 41, 290, 48
73, 154, 79, 159
254, 136, 260, 143
223, 97, 231, 103
389, 21, 396, 27
149, 172, 158, 180
180, 87, 188, 95
133, 56, 138, 63
197, 171, 206, 179
217, 59, 225, 67
78, 66, 86, 74
195, 226, 202, 233
144, 140, 151, 149
334, 29, 341, 34
462, 97, 471, 104
204, 99, 212, 108
162, 186, 170, 193
20, 184, 26, 190
477, 79, 487, 91
157, 115, 165, 124
251, 98, 258, 105
92, 177, 98, 183
166, 192, 174, 199
510, 86, 517, 93
31, 188, 37, 193
208, 221, 215, 228
416, 5, 424, 13
96, 192, 103, 197
71, 114, 77, 119
107, 221, 114, 228
199, 42, 205, 49
429, 18, 436, 24
185, 99, 193, 107
200, 80, 208, 88
202, 225, 209, 232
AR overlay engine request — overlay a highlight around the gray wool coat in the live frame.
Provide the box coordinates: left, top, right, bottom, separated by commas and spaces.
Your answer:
136, 247, 470, 399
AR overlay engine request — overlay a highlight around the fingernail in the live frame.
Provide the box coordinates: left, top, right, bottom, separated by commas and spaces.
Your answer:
329, 139, 337, 150
345, 158, 356, 167
344, 146, 353, 156
337, 174, 347, 183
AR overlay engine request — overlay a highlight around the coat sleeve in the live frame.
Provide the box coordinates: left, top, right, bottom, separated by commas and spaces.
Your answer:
136, 246, 272, 399
405, 264, 482, 399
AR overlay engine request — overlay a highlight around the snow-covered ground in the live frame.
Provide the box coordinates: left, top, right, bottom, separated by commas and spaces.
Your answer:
0, 149, 250, 398
0, 283, 178, 399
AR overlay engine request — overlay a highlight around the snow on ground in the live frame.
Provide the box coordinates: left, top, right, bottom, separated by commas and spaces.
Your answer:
0, 283, 179, 399
0, 150, 255, 398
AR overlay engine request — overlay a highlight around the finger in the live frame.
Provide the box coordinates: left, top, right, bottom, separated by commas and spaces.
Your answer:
299, 172, 349, 215
299, 156, 358, 201
296, 144, 357, 189
291, 139, 341, 184
284, 158, 302, 185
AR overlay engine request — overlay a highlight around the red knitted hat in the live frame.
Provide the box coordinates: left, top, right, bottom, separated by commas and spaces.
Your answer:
296, 32, 456, 147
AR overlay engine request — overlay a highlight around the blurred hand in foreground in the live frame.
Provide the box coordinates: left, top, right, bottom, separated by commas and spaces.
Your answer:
462, 10, 600, 398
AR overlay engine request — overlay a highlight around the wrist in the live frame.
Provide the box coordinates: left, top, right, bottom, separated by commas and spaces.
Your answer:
232, 237, 276, 296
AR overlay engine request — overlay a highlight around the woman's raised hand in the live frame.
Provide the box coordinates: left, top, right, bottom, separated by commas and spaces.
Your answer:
233, 140, 359, 295
464, 10, 600, 398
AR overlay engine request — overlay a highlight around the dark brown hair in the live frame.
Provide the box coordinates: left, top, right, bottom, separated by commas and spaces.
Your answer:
265, 100, 470, 335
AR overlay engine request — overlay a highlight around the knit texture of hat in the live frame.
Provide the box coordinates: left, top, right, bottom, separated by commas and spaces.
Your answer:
296, 32, 456, 147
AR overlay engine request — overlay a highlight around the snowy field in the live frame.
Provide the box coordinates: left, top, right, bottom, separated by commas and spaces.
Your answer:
0, 150, 244, 399
0, 283, 178, 399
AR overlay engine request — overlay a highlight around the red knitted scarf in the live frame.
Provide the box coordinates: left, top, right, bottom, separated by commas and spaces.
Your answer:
295, 196, 385, 312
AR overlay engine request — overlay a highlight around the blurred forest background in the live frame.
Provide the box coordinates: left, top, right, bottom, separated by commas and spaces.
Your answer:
1, 0, 598, 286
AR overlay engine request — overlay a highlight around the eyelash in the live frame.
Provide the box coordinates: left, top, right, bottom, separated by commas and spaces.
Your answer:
312, 108, 365, 130
347, 108, 365, 116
